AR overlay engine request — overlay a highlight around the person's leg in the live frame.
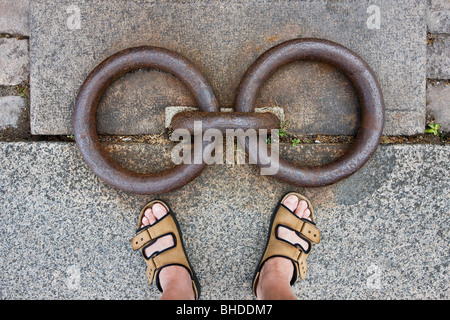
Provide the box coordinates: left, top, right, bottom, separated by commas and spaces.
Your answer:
255, 195, 312, 300
140, 203, 195, 300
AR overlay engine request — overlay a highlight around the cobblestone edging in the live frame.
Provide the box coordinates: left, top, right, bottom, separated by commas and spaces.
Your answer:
0, 0, 30, 140
426, 1, 450, 132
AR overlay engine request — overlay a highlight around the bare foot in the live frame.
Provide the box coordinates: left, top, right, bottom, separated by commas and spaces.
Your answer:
140, 203, 195, 300
256, 195, 312, 299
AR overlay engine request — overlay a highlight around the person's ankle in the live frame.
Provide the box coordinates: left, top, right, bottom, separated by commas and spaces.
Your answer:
261, 257, 293, 281
159, 266, 195, 300
256, 257, 294, 298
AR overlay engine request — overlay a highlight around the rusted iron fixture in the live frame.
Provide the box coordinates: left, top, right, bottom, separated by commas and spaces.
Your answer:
171, 111, 279, 135
235, 38, 384, 187
74, 39, 384, 194
73, 46, 220, 194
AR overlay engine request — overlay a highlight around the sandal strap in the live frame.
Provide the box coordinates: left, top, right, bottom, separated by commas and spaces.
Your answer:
143, 244, 192, 285
272, 205, 320, 281
131, 214, 176, 250
132, 213, 192, 287
145, 257, 157, 284
153, 244, 190, 272
253, 200, 321, 295
297, 251, 309, 281
277, 205, 321, 244
266, 234, 302, 261
132, 201, 200, 299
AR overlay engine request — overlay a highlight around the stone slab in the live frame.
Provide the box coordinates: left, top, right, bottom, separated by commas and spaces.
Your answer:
0, 95, 30, 140
30, 0, 426, 136
0, 95, 30, 139
427, 0, 450, 33
0, 38, 29, 85
427, 81, 450, 131
427, 34, 450, 79
0, 0, 30, 36
0, 141, 448, 299
0, 96, 27, 130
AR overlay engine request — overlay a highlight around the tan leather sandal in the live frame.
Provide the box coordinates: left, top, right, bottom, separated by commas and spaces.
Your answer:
252, 192, 321, 297
131, 200, 200, 299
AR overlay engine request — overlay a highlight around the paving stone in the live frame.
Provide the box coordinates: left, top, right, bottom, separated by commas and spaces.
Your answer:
0, 141, 448, 299
427, 34, 450, 79
427, 0, 450, 33
427, 81, 450, 131
0, 38, 29, 85
0, 96, 27, 130
0, 0, 30, 36
30, 0, 426, 136
0, 95, 30, 140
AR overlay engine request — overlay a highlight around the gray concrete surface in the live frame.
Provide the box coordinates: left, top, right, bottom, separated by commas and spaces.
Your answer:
0, 142, 448, 299
30, 0, 426, 136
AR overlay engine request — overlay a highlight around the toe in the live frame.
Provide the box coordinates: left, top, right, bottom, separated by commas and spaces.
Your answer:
140, 208, 155, 228
283, 195, 299, 212
294, 200, 308, 216
142, 216, 150, 228
303, 208, 311, 220
152, 203, 168, 220
145, 208, 157, 225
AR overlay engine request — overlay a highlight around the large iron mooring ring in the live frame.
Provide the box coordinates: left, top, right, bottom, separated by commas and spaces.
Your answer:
73, 46, 219, 194
74, 39, 384, 194
235, 38, 385, 187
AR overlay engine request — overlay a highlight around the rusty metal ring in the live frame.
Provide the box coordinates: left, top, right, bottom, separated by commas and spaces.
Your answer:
235, 38, 385, 187
74, 46, 219, 194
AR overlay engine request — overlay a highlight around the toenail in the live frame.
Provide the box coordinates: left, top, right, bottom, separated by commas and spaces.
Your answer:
286, 195, 297, 202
